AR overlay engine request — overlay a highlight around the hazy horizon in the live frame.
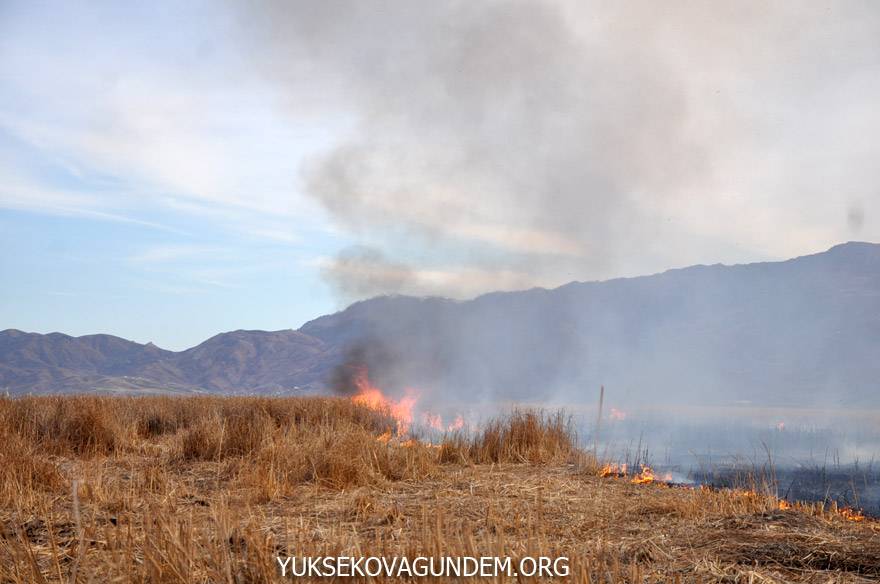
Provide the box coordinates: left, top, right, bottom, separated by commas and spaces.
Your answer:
2, 240, 874, 350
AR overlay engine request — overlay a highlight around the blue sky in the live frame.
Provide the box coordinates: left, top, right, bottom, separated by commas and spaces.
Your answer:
0, 1, 353, 348
2, 1, 879, 349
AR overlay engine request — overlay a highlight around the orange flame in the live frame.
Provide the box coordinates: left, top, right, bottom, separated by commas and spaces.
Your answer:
609, 407, 627, 421
631, 466, 656, 484
840, 507, 866, 522
599, 463, 675, 485
598, 463, 628, 477
447, 414, 465, 431
423, 412, 443, 430
422, 411, 465, 432
350, 368, 417, 434
778, 499, 791, 510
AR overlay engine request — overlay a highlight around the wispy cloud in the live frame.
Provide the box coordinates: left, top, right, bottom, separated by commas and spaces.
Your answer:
0, 2, 337, 249
127, 244, 230, 264
0, 173, 186, 234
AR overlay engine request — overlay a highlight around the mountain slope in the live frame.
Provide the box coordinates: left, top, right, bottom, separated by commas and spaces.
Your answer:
0, 329, 326, 394
3, 242, 880, 404
147, 329, 328, 393
299, 242, 880, 407
0, 329, 173, 393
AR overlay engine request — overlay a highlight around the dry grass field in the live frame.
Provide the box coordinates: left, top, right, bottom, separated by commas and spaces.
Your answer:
1, 396, 879, 583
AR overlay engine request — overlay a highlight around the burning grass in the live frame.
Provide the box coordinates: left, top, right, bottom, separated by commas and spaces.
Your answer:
0, 395, 878, 582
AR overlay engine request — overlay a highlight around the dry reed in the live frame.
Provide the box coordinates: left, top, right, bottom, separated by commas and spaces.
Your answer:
0, 395, 877, 583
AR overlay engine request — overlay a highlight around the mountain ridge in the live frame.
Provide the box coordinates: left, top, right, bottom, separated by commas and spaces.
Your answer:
3, 241, 880, 404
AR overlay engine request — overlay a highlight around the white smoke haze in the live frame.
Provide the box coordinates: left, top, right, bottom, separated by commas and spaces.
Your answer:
236, 0, 880, 298
230, 2, 880, 506
317, 245, 556, 303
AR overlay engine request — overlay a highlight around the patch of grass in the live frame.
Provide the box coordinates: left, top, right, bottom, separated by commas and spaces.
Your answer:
439, 409, 575, 464
0, 395, 876, 583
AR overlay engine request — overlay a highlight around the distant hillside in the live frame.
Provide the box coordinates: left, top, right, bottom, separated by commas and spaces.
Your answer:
299, 242, 880, 408
0, 328, 328, 394
143, 329, 329, 393
0, 329, 175, 393
3, 242, 880, 406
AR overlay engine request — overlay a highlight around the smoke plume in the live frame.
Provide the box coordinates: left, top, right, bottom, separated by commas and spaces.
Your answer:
239, 0, 880, 297
321, 246, 415, 304
234, 3, 880, 481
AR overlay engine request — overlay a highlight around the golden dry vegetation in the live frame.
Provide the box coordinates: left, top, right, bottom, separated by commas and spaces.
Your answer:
1, 395, 879, 583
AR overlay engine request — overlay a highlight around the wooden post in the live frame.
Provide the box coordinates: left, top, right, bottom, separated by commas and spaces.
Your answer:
593, 385, 604, 458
